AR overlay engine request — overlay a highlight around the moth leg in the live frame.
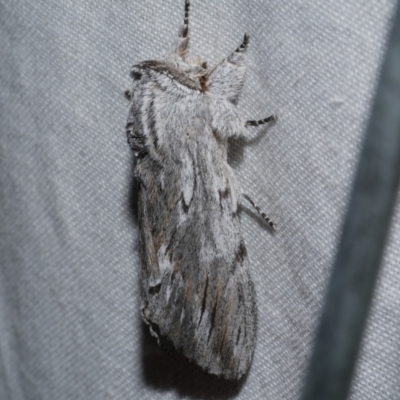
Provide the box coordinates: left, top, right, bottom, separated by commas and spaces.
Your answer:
211, 98, 278, 140
211, 98, 247, 139
124, 90, 131, 101
246, 114, 278, 127
243, 194, 276, 230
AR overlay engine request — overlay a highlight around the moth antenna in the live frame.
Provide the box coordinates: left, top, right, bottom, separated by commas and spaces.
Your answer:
246, 114, 277, 127
235, 33, 250, 54
221, 33, 249, 65
181, 0, 190, 39
217, 33, 249, 66
174, 0, 190, 58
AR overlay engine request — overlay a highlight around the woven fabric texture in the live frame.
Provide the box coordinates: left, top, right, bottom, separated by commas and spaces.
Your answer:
0, 0, 399, 399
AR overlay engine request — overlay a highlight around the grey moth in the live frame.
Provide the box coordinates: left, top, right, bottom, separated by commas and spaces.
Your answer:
126, 0, 276, 380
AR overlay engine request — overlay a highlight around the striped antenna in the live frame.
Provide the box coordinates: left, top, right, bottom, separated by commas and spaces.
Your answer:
181, 0, 190, 38
174, 0, 191, 57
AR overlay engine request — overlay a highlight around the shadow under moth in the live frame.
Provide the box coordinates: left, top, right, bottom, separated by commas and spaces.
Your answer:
126, 0, 276, 380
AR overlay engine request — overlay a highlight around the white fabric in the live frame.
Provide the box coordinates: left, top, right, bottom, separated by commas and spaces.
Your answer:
0, 0, 399, 398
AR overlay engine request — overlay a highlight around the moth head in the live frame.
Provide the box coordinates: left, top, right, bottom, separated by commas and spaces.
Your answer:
186, 56, 208, 76
167, 54, 208, 80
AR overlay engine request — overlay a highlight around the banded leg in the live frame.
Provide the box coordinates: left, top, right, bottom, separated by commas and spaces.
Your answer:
246, 114, 277, 127
243, 194, 276, 230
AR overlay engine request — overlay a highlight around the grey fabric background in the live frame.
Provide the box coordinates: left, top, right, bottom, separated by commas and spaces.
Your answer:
0, 0, 399, 398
